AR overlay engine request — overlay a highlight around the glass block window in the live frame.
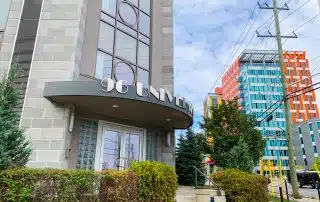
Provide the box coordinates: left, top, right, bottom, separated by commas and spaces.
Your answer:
76, 120, 98, 170
146, 130, 157, 161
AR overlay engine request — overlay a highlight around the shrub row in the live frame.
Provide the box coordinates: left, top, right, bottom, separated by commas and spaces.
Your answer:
211, 169, 269, 202
0, 161, 177, 202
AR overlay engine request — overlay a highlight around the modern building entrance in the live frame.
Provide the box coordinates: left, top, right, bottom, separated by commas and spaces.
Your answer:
95, 122, 145, 171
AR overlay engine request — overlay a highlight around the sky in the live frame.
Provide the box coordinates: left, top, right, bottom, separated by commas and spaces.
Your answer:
173, 0, 320, 136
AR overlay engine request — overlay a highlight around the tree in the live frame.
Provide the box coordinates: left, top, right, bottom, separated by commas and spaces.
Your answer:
201, 98, 265, 171
0, 63, 32, 170
225, 139, 254, 172
176, 128, 206, 186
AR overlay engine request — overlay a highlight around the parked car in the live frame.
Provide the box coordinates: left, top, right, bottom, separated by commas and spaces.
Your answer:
296, 171, 319, 189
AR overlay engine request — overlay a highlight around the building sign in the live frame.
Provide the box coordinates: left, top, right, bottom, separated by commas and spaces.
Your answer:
101, 78, 194, 115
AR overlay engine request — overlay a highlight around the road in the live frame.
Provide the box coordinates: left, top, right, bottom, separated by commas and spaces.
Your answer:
269, 179, 319, 200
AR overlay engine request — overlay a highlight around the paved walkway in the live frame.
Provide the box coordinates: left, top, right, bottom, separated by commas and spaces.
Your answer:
176, 185, 319, 202
176, 186, 196, 202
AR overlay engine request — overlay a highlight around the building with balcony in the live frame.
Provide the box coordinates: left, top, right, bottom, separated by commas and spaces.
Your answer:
0, 0, 193, 170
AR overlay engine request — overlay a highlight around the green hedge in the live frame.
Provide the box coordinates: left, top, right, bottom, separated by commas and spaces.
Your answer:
0, 161, 178, 202
129, 161, 178, 202
211, 169, 269, 202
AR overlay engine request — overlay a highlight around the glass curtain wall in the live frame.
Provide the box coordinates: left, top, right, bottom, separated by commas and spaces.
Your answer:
96, 0, 151, 87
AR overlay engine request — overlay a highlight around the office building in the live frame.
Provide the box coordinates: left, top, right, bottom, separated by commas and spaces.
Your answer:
203, 87, 222, 118
220, 50, 289, 170
292, 118, 320, 170
218, 50, 320, 170
0, 0, 193, 170
284, 51, 319, 124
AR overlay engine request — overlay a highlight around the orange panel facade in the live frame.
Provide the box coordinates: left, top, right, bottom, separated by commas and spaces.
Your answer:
221, 58, 240, 101
284, 51, 319, 124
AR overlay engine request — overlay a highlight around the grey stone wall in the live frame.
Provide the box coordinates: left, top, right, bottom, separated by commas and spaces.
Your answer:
0, 0, 23, 77
151, 0, 174, 93
151, 0, 175, 167
21, 0, 88, 169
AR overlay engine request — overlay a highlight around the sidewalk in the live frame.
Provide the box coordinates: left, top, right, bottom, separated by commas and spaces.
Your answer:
176, 186, 196, 202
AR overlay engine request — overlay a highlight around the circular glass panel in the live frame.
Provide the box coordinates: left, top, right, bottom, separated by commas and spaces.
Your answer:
118, 1, 138, 27
114, 62, 135, 85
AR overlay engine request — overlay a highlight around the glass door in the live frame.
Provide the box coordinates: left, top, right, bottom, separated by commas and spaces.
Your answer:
97, 123, 143, 170
101, 130, 121, 170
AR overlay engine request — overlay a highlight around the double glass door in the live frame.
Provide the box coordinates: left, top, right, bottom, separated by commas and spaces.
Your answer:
97, 124, 142, 170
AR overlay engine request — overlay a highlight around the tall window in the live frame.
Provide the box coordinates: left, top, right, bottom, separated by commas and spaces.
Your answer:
309, 123, 313, 132
0, 0, 11, 30
96, 0, 152, 88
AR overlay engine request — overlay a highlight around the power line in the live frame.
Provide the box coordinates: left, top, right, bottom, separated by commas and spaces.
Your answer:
279, 0, 313, 23
207, 3, 261, 94
257, 82, 320, 124
282, 13, 320, 46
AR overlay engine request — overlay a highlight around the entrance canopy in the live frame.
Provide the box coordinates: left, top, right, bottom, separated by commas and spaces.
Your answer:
44, 81, 193, 129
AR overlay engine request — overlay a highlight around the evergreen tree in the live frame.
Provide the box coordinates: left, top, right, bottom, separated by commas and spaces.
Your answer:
225, 139, 254, 172
0, 64, 32, 170
202, 98, 265, 171
176, 129, 206, 186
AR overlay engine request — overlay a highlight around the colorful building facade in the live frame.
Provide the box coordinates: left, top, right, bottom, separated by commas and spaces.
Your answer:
218, 50, 320, 170
284, 51, 319, 124
203, 88, 222, 118
221, 58, 241, 101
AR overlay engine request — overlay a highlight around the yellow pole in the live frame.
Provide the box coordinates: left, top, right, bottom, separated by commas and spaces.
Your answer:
279, 159, 284, 197
260, 160, 264, 176
269, 160, 275, 196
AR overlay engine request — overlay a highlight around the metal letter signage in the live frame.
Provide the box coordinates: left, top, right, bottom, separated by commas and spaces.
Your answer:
101, 79, 193, 115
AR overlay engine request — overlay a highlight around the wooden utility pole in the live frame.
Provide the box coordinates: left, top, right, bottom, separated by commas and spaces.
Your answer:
257, 0, 300, 198
272, 0, 300, 198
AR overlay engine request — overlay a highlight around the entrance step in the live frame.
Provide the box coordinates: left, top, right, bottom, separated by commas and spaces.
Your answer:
195, 189, 226, 202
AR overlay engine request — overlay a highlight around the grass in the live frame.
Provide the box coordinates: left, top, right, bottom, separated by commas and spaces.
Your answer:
270, 196, 297, 202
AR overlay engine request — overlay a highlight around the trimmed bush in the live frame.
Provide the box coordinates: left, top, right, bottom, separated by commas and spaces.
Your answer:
0, 168, 99, 201
129, 161, 178, 202
0, 161, 177, 201
211, 169, 269, 202
99, 170, 139, 201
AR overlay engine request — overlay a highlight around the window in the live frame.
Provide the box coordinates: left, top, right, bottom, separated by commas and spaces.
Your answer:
314, 146, 318, 154
304, 158, 308, 166
302, 148, 306, 155
309, 123, 313, 131
102, 0, 117, 16
96, 51, 112, 79
138, 42, 149, 69
300, 137, 304, 144
97, 0, 152, 86
317, 122, 320, 129
311, 134, 315, 142
0, 0, 11, 30
98, 22, 114, 53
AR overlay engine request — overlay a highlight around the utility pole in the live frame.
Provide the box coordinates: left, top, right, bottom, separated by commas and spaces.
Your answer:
257, 0, 300, 198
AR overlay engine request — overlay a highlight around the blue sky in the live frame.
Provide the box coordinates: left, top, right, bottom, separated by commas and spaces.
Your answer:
173, 0, 320, 135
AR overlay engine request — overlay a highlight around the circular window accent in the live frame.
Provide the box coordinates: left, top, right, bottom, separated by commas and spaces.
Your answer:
113, 61, 136, 85
118, 1, 138, 27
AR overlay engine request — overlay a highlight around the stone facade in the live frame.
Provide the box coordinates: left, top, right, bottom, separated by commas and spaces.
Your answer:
20, 0, 88, 169
151, 0, 174, 93
0, 0, 178, 169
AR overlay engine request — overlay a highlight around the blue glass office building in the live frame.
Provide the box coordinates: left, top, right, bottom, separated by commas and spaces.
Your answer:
238, 50, 289, 170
